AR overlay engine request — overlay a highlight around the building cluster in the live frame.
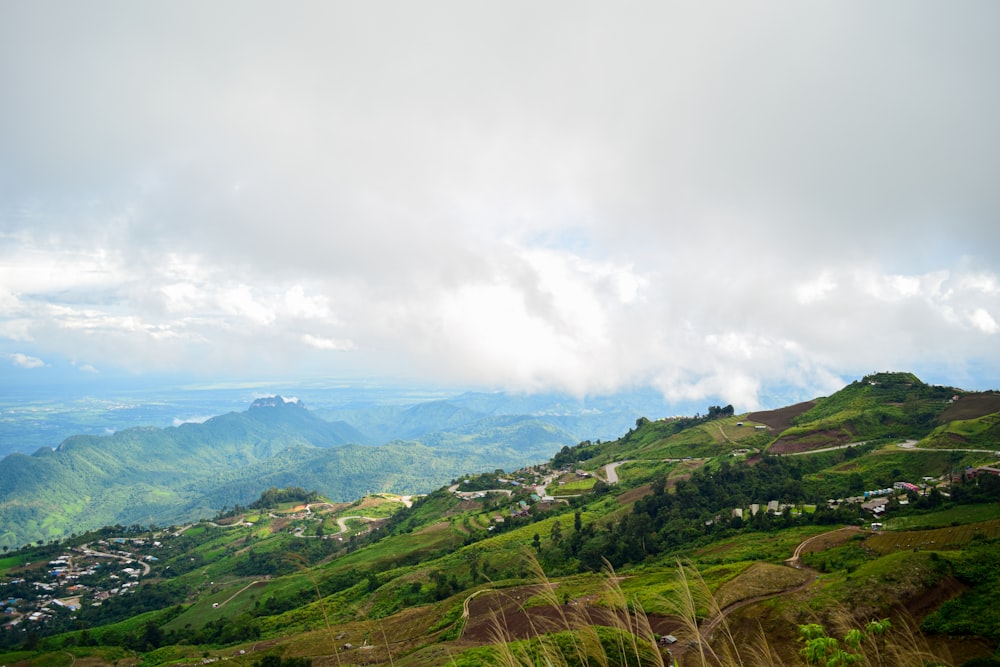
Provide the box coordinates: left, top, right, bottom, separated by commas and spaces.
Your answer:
951, 466, 1000, 483
1, 537, 161, 632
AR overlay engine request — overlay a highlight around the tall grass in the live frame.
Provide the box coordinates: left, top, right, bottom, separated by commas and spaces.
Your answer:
483, 554, 664, 667
477, 555, 954, 667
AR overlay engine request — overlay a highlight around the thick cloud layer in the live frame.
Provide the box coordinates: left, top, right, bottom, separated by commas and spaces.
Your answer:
1, 1, 998, 408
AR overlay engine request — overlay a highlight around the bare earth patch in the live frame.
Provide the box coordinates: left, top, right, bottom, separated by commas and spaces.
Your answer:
768, 429, 852, 454
616, 484, 653, 505
747, 401, 817, 432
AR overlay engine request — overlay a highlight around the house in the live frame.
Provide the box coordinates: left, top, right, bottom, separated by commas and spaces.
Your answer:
862, 498, 888, 515
952, 466, 1000, 482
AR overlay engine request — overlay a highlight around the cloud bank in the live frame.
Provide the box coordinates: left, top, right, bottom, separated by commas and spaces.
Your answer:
1, 2, 999, 408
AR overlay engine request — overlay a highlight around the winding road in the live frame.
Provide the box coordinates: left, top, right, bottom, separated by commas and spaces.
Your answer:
457, 525, 861, 649
697, 526, 862, 641
786, 526, 861, 567
897, 439, 1000, 455
334, 515, 376, 535
215, 580, 265, 608
603, 461, 627, 484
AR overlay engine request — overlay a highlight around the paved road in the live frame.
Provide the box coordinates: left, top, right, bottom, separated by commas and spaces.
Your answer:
534, 473, 559, 497
788, 439, 1000, 457
448, 483, 514, 499
604, 461, 627, 484
335, 515, 376, 535
786, 441, 868, 456
897, 440, 1000, 455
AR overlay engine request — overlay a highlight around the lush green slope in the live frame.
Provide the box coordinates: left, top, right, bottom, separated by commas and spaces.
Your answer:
0, 398, 575, 549
2, 375, 1000, 667
767, 372, 991, 453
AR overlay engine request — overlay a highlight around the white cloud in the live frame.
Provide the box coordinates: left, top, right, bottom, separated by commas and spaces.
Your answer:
0, 3, 998, 403
218, 285, 275, 326
969, 308, 999, 335
302, 334, 354, 351
285, 286, 330, 320
9, 353, 45, 369
796, 272, 838, 305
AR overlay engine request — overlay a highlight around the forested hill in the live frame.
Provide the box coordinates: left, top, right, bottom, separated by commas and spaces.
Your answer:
2, 373, 999, 667
0, 397, 577, 549
3, 372, 998, 550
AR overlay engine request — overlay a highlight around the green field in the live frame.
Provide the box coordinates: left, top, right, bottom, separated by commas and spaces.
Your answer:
883, 503, 1000, 530
553, 477, 596, 493
866, 518, 1000, 554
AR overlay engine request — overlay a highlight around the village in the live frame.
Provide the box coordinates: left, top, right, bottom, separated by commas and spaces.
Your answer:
1, 535, 161, 635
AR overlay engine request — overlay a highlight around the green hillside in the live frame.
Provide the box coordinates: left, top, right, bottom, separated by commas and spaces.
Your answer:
0, 398, 575, 549
767, 372, 994, 454
1, 373, 999, 667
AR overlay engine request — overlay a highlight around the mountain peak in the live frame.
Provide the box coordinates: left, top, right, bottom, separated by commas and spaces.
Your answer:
249, 395, 303, 410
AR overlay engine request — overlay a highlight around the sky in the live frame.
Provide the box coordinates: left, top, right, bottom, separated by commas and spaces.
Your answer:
1, 1, 999, 411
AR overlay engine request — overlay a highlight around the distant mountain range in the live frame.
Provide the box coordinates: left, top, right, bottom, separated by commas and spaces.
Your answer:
5, 373, 996, 550
0, 396, 586, 548
3, 371, 999, 666
0, 384, 682, 459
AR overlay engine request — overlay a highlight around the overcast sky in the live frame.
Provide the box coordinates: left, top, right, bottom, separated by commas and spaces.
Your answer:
1, 1, 999, 409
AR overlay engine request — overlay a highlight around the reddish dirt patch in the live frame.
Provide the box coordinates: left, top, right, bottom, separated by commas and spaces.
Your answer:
768, 429, 852, 454
214, 517, 244, 526
463, 587, 650, 643
939, 393, 1000, 422
250, 639, 281, 652
904, 576, 969, 619
748, 400, 817, 432
445, 500, 483, 516
617, 484, 653, 505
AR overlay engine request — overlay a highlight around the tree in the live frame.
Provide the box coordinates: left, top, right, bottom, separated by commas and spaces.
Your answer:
550, 520, 562, 543
141, 620, 165, 651
532, 533, 541, 552
798, 619, 892, 667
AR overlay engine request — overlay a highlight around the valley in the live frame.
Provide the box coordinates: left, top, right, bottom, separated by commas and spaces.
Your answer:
0, 372, 998, 667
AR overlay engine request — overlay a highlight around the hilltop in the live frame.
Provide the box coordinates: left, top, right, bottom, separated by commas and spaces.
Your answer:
1, 372, 999, 667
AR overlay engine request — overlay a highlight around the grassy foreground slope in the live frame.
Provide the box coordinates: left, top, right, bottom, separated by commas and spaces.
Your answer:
1, 372, 999, 667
